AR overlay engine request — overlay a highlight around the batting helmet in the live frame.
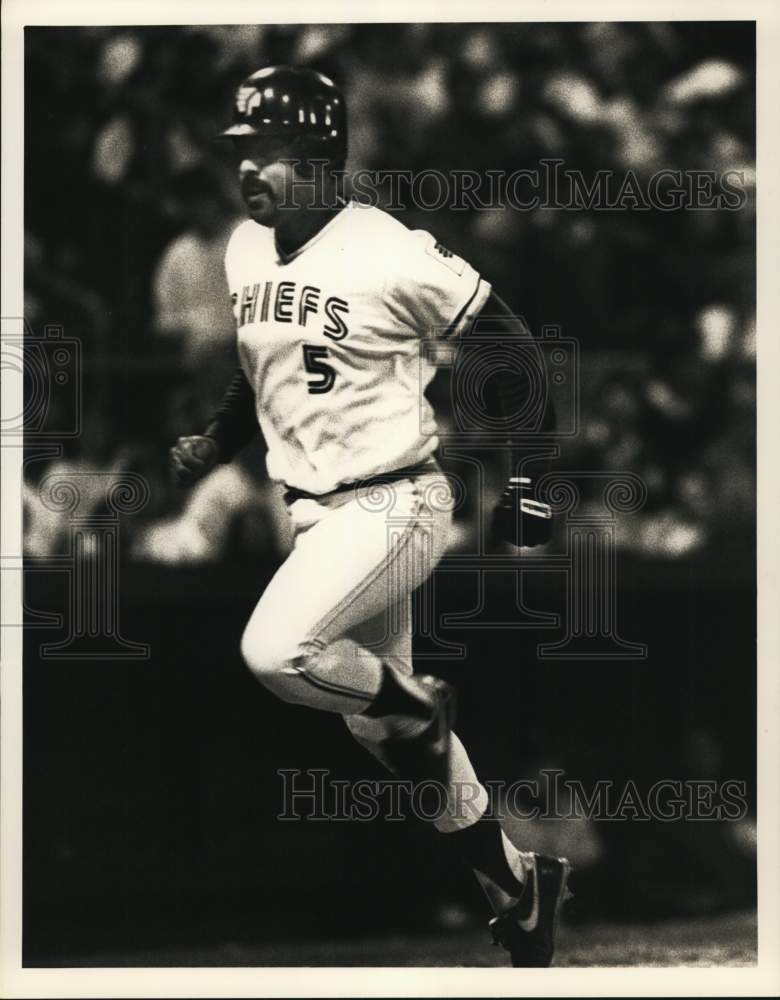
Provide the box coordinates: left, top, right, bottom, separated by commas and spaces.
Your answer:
219, 65, 347, 161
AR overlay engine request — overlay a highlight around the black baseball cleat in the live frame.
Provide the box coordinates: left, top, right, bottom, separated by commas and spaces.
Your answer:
489, 853, 573, 967
379, 675, 455, 790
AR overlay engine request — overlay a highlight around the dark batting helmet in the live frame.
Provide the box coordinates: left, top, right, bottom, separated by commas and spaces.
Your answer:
219, 65, 347, 162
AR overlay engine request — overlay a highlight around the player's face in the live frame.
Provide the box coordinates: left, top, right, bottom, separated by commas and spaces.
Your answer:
231, 135, 311, 227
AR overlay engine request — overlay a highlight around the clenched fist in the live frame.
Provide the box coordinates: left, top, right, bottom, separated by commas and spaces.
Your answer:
169, 435, 219, 486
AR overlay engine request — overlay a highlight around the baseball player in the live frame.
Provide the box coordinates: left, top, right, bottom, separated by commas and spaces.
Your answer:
169, 66, 571, 967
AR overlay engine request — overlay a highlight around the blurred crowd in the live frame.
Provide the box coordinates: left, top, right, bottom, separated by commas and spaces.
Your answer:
23, 22, 755, 566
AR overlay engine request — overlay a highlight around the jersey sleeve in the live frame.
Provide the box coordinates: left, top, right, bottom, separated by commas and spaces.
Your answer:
384, 229, 491, 339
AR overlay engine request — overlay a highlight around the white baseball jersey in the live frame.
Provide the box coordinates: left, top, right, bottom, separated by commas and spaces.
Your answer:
224, 200, 491, 494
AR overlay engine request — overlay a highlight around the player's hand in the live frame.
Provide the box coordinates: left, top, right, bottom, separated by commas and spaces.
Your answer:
491, 477, 553, 548
169, 435, 219, 487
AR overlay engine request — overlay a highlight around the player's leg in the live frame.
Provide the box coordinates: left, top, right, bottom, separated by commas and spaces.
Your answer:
242, 473, 570, 963
346, 713, 533, 912
239, 472, 451, 718
342, 601, 421, 751
345, 642, 571, 967
343, 572, 571, 965
344, 599, 535, 908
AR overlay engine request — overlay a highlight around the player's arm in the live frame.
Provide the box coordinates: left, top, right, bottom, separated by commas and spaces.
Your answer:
477, 291, 556, 548
169, 365, 258, 486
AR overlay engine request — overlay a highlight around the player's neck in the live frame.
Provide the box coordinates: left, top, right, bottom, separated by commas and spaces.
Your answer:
274, 197, 345, 259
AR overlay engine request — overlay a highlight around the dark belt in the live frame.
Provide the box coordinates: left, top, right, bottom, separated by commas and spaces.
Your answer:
283, 459, 440, 506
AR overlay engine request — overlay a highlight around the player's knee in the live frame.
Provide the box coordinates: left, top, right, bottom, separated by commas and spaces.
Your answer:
240, 622, 312, 692
241, 624, 284, 680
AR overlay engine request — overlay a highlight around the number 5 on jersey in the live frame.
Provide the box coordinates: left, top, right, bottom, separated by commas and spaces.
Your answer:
302, 344, 336, 394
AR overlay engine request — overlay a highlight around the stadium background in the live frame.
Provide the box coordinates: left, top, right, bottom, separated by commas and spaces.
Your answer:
22, 22, 756, 965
